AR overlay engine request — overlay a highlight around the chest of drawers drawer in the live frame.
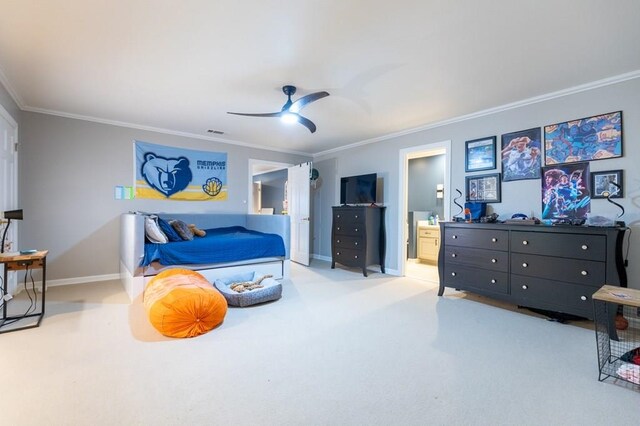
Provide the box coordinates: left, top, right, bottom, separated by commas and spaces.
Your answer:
444, 227, 508, 251
511, 231, 606, 260
333, 223, 365, 236
333, 235, 363, 250
444, 246, 508, 272
511, 253, 605, 286
333, 247, 364, 267
443, 264, 509, 295
511, 275, 598, 318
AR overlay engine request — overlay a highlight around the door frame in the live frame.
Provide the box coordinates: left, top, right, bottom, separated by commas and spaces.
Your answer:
397, 140, 451, 277
0, 102, 18, 293
247, 159, 292, 214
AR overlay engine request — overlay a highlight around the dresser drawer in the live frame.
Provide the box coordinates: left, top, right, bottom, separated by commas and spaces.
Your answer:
443, 264, 509, 295
333, 247, 364, 267
444, 227, 508, 251
511, 275, 597, 318
333, 222, 365, 236
510, 231, 606, 261
444, 246, 508, 272
511, 253, 605, 286
333, 235, 363, 250
333, 210, 365, 225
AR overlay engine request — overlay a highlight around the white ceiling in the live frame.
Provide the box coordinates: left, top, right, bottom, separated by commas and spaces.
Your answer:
1, 0, 639, 155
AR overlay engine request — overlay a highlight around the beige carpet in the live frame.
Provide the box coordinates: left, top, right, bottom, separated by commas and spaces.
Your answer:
1, 261, 637, 425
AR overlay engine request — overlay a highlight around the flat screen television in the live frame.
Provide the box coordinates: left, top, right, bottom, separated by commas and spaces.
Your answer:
340, 173, 377, 205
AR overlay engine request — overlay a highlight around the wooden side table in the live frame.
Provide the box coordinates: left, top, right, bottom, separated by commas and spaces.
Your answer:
0, 250, 48, 334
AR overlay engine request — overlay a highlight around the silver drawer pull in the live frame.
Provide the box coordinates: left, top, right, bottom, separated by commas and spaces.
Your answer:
491, 279, 496, 284
337, 214, 341, 218
451, 253, 457, 258
337, 252, 341, 255
522, 240, 528, 245
354, 242, 358, 246
522, 285, 528, 290
354, 228, 358, 232
337, 227, 341, 231
581, 270, 588, 276
337, 239, 341, 243
452, 235, 458, 239
581, 244, 588, 250
522, 263, 528, 268
491, 259, 497, 263
354, 215, 358, 219
354, 255, 358, 259
580, 296, 587, 301
451, 272, 456, 277
491, 238, 497, 242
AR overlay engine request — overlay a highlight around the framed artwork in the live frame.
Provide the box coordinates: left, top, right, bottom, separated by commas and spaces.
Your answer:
500, 127, 542, 182
591, 169, 623, 199
541, 162, 590, 220
544, 111, 623, 165
465, 136, 496, 172
466, 173, 501, 203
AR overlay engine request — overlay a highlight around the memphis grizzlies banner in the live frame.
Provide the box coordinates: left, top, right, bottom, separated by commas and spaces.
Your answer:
134, 141, 227, 201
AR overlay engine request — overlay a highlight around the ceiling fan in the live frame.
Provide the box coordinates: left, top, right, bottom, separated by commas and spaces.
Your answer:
227, 85, 329, 133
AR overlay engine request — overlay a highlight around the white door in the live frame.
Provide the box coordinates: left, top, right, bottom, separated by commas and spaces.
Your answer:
288, 162, 311, 266
0, 105, 18, 292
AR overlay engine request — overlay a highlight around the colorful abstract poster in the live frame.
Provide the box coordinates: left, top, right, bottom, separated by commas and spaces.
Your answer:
544, 111, 622, 165
134, 141, 227, 201
541, 163, 590, 220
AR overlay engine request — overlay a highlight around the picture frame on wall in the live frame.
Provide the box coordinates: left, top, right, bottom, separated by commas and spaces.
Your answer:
544, 111, 623, 165
465, 173, 501, 203
541, 162, 590, 220
591, 169, 623, 199
500, 127, 542, 181
465, 136, 496, 172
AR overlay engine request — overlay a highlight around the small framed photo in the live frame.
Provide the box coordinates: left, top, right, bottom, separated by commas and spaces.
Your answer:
591, 169, 623, 199
465, 136, 496, 172
466, 173, 501, 203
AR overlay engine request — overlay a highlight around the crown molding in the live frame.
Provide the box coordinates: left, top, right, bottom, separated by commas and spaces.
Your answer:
0, 65, 25, 109
312, 69, 640, 158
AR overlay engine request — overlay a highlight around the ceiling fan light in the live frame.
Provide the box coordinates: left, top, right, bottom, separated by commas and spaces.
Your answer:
281, 112, 299, 124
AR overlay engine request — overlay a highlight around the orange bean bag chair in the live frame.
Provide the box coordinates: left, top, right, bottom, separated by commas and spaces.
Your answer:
144, 269, 227, 338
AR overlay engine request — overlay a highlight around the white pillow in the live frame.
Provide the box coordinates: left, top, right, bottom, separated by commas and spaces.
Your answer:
145, 216, 168, 244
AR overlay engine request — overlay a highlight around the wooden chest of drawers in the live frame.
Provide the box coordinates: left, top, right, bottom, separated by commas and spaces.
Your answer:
438, 222, 627, 320
331, 206, 386, 276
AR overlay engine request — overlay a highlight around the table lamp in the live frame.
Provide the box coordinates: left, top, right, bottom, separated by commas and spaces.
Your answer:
1, 209, 23, 253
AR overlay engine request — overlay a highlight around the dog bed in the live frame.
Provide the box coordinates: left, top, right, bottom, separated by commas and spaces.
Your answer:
144, 268, 227, 338
213, 272, 282, 307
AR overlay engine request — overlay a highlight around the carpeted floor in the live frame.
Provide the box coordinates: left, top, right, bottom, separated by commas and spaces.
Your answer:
1, 260, 638, 425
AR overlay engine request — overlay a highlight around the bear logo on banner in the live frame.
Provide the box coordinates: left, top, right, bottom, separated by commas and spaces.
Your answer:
141, 152, 193, 197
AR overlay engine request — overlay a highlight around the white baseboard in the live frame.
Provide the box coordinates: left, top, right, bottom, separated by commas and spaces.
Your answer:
46, 273, 120, 288
311, 254, 332, 262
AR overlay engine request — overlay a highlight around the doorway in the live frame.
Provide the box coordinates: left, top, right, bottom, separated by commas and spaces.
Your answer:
398, 141, 451, 283
0, 103, 18, 293
248, 159, 291, 214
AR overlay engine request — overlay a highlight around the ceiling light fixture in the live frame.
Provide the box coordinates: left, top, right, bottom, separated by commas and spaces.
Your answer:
280, 112, 299, 124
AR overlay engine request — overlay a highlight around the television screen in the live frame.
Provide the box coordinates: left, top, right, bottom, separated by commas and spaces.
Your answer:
340, 173, 377, 204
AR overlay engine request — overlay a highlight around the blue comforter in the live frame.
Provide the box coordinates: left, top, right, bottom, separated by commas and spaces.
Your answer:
141, 226, 286, 267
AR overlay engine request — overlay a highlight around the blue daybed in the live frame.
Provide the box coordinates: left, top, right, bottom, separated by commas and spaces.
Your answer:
120, 212, 290, 300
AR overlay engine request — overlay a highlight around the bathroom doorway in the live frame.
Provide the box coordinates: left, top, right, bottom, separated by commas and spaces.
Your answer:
398, 141, 451, 283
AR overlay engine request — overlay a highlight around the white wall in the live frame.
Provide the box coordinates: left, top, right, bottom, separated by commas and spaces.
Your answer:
18, 111, 311, 281
314, 77, 640, 287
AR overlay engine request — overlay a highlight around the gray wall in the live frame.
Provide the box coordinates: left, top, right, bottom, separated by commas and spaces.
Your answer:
314, 77, 640, 288
408, 154, 445, 219
0, 81, 20, 126
253, 169, 287, 213
18, 111, 310, 280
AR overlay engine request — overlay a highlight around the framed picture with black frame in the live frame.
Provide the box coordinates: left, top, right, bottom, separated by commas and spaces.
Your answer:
465, 173, 501, 203
465, 136, 496, 172
591, 169, 623, 199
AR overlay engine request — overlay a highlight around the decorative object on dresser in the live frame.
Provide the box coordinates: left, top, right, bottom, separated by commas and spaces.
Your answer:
331, 206, 386, 277
438, 222, 627, 322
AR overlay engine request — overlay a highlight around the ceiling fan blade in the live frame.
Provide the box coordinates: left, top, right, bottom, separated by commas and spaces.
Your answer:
227, 112, 282, 118
297, 115, 317, 133
289, 91, 329, 113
